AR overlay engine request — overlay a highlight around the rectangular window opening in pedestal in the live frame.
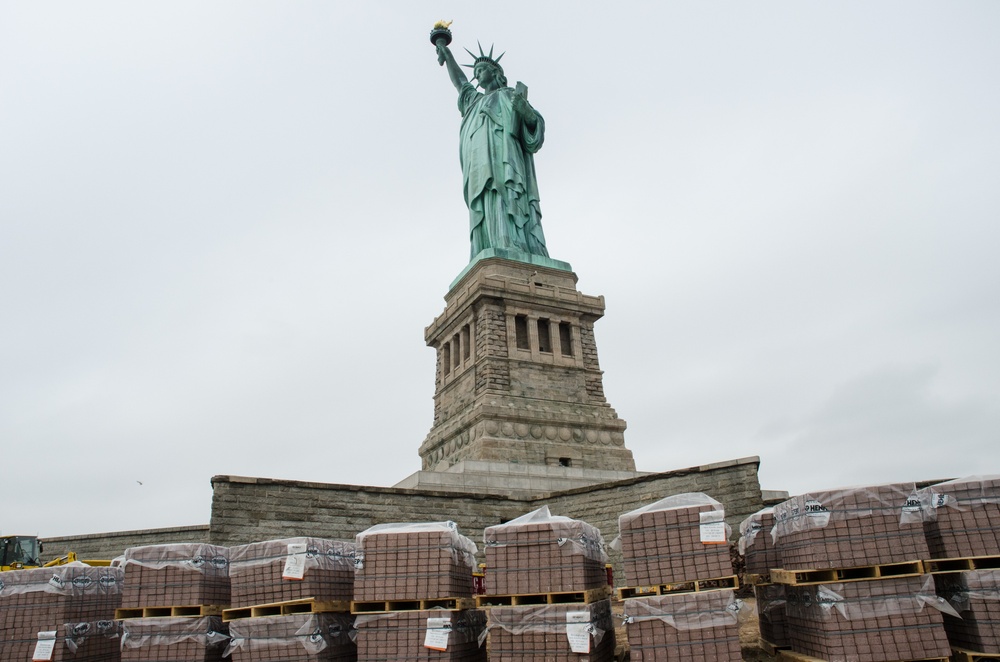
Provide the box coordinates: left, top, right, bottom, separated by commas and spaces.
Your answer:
537, 318, 552, 353
559, 322, 573, 357
462, 325, 471, 360
443, 345, 451, 375
514, 315, 529, 350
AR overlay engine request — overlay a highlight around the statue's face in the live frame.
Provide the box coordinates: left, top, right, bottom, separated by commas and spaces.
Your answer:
475, 64, 498, 88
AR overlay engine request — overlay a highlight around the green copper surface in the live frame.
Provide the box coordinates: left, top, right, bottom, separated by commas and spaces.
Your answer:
435, 32, 552, 264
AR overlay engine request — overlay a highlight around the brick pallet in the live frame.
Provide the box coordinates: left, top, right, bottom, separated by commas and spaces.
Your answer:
121, 542, 231, 608
623, 589, 742, 662
226, 612, 357, 661
618, 494, 740, 661
354, 609, 486, 662
489, 599, 616, 662
919, 476, 1000, 560
120, 615, 229, 661
354, 523, 476, 602
0, 564, 123, 662
229, 537, 357, 607
618, 493, 732, 586
934, 568, 1000, 655
784, 575, 952, 662
771, 483, 928, 571
483, 506, 607, 595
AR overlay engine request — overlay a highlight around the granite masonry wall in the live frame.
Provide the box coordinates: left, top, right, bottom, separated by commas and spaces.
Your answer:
209, 457, 762, 581
41, 525, 210, 563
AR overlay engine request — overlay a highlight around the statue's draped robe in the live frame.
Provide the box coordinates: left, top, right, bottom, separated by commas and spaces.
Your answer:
458, 82, 548, 259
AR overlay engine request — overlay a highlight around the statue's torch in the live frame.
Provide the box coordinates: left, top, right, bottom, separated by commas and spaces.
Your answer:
430, 20, 453, 65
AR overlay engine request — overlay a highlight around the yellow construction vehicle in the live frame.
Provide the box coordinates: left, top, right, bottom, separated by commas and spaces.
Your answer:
1, 535, 111, 570
1, 535, 43, 570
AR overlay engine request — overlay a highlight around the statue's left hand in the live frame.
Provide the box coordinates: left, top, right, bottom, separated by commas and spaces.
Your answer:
512, 94, 535, 124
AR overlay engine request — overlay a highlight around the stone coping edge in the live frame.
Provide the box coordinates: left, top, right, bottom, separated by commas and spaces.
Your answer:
43, 524, 211, 543
211, 456, 761, 500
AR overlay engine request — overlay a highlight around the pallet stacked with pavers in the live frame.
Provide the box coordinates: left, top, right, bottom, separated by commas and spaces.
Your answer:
616, 493, 742, 662
117, 542, 231, 661
222, 537, 358, 661
478, 507, 615, 661
0, 563, 123, 661
919, 475, 1000, 661
351, 522, 486, 662
740, 506, 789, 655
768, 483, 953, 662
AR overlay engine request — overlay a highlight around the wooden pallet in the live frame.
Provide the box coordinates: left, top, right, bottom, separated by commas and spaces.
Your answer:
223, 597, 350, 621
115, 604, 225, 619
617, 575, 739, 600
476, 585, 610, 607
777, 650, 947, 662
770, 560, 924, 586
923, 554, 1000, 574
747, 572, 772, 586
759, 637, 789, 656
351, 597, 477, 614
952, 647, 1000, 662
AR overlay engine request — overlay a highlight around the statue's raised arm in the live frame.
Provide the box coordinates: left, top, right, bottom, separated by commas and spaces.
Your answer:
430, 22, 549, 261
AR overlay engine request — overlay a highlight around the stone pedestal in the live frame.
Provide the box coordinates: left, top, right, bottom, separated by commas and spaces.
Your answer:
418, 256, 636, 474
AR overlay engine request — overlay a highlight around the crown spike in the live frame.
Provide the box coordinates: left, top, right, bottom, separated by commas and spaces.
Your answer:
495, 52, 505, 64
488, 44, 494, 59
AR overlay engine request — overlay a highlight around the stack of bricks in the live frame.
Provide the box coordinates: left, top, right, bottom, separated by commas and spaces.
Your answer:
0, 564, 123, 662
227, 613, 356, 662
229, 537, 357, 606
354, 524, 475, 601
738, 507, 789, 651
120, 616, 228, 662
489, 600, 616, 662
226, 537, 358, 661
483, 506, 607, 594
119, 543, 231, 661
933, 570, 1000, 653
920, 475, 1000, 559
622, 590, 742, 661
353, 522, 485, 662
784, 576, 951, 661
920, 475, 1000, 654
354, 610, 486, 662
618, 493, 732, 586
772, 483, 953, 661
483, 507, 614, 661
772, 483, 928, 571
617, 494, 740, 661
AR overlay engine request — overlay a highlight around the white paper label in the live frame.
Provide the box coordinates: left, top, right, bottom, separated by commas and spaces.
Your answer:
565, 611, 591, 653
283, 543, 307, 580
33, 631, 57, 661
424, 617, 451, 651
699, 511, 727, 544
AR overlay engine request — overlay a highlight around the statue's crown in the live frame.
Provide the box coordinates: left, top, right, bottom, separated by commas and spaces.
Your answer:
462, 42, 505, 73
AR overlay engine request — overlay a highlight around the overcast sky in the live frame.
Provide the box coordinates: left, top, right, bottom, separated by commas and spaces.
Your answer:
2, 2, 998, 539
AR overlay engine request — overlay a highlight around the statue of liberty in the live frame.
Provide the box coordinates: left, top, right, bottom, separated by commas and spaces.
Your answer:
432, 25, 549, 261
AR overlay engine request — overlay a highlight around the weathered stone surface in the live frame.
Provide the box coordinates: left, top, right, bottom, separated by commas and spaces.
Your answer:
421, 257, 635, 472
